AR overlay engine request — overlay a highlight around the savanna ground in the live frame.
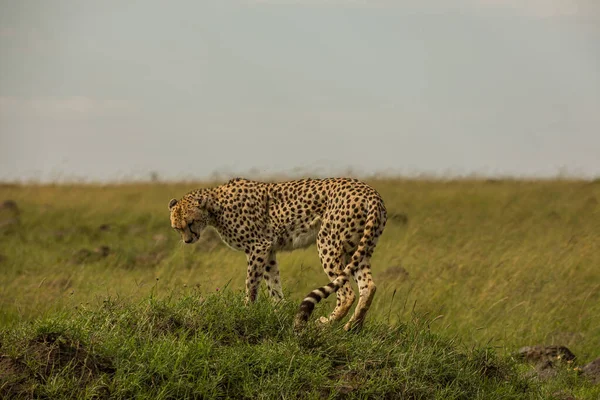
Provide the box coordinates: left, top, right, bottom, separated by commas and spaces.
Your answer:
1, 177, 599, 399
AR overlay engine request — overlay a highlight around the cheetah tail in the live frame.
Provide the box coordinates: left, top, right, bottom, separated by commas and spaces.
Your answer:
293, 200, 382, 331
293, 275, 349, 331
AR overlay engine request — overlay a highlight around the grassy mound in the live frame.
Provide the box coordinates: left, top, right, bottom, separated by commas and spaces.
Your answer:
2, 290, 595, 399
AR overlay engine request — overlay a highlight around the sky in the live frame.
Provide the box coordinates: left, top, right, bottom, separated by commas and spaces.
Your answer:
0, 0, 599, 182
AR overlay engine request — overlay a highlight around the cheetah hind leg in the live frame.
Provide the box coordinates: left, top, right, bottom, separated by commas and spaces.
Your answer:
344, 261, 376, 331
316, 280, 355, 326
315, 245, 356, 326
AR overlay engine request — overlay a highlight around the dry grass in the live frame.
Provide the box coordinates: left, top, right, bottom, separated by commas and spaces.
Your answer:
1, 178, 599, 362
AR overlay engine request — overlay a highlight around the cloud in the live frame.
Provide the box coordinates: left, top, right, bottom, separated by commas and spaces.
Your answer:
473, 0, 597, 19
0, 26, 53, 54
0, 27, 16, 37
0, 96, 135, 121
243, 0, 407, 6
243, 0, 599, 19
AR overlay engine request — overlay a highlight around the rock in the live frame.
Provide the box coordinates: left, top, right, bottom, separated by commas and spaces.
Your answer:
532, 360, 561, 380
517, 345, 576, 364
581, 357, 600, 384
517, 345, 576, 381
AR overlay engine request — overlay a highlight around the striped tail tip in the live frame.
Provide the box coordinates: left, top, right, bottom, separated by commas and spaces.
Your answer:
293, 281, 341, 331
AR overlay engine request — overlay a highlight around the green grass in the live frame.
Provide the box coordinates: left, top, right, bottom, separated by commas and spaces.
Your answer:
2, 289, 594, 399
1, 178, 599, 398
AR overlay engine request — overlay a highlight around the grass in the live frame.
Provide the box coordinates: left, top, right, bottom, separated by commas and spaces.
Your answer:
1, 289, 594, 399
1, 178, 599, 398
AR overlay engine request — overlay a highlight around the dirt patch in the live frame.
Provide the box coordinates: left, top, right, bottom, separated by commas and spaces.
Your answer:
135, 250, 166, 267
381, 265, 410, 281
0, 355, 32, 398
1, 332, 114, 398
388, 212, 409, 225
71, 245, 111, 264
0, 200, 20, 214
27, 332, 115, 380
98, 223, 112, 232
584, 196, 598, 207
0, 200, 20, 234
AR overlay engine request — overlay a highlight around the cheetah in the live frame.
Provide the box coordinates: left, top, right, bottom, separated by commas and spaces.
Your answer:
168, 177, 387, 331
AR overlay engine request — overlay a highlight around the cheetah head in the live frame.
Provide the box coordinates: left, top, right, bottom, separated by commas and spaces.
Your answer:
168, 195, 211, 244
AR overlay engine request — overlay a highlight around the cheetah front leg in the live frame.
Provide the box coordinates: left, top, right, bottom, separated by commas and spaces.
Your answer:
244, 250, 268, 305
263, 252, 284, 302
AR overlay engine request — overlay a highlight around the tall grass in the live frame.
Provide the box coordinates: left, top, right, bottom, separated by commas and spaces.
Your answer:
0, 178, 599, 397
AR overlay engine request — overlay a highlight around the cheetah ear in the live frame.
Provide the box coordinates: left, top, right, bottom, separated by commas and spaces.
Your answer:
168, 198, 178, 209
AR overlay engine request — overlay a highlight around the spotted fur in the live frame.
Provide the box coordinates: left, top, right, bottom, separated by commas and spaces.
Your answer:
169, 177, 387, 331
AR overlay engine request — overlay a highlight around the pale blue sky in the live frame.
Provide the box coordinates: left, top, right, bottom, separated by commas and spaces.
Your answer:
1, 0, 599, 181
